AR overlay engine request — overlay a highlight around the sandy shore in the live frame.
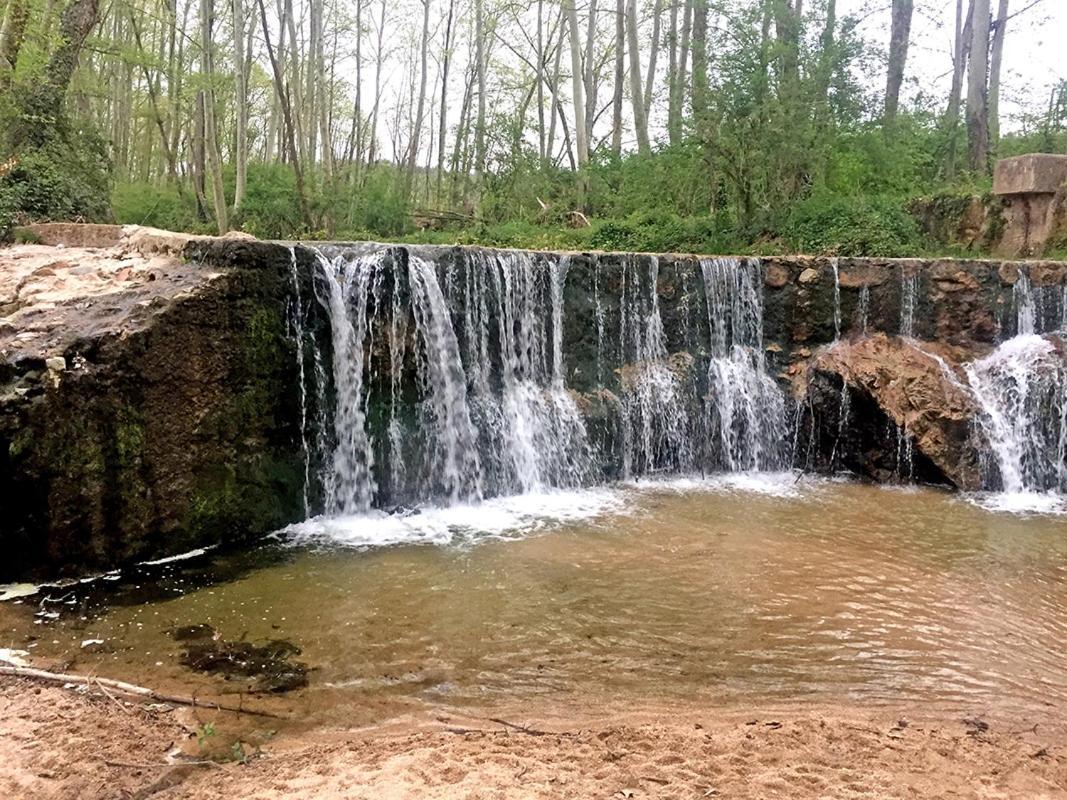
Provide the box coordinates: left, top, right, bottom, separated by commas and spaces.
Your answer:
2, 676, 1066, 799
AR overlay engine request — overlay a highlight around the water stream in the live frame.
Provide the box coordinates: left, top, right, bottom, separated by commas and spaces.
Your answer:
963, 271, 1067, 511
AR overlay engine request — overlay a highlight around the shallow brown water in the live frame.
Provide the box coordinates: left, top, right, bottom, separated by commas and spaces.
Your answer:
3, 478, 1067, 727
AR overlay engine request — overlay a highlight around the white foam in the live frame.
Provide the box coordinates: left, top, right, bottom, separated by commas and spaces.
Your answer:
281, 487, 628, 548
140, 547, 212, 566
0, 583, 40, 602
965, 491, 1066, 516
625, 471, 807, 499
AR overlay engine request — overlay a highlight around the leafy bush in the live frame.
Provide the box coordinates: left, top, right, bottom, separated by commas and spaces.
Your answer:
234, 163, 303, 239
783, 195, 923, 257
0, 137, 111, 232
113, 182, 199, 230
588, 210, 737, 254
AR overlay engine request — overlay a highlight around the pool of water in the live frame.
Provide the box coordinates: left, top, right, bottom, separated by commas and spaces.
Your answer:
3, 476, 1067, 727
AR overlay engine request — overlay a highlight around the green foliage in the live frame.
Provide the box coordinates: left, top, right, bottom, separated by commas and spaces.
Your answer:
335, 165, 411, 237
113, 182, 199, 230
233, 163, 303, 239
588, 210, 737, 254
782, 195, 923, 257
0, 135, 111, 230
197, 721, 217, 747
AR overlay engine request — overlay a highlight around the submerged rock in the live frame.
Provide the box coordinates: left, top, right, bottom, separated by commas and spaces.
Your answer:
171, 624, 309, 693
800, 334, 983, 488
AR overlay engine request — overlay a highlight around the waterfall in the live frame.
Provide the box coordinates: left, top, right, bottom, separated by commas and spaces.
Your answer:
287, 248, 313, 516
466, 250, 592, 493
297, 244, 796, 525
900, 269, 918, 338
831, 258, 841, 341
617, 256, 694, 476
700, 258, 787, 472
407, 254, 484, 503
965, 335, 1067, 495
314, 250, 380, 514
963, 270, 1067, 500
858, 285, 870, 335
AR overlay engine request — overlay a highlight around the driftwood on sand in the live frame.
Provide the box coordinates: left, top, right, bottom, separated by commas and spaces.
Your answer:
0, 665, 285, 718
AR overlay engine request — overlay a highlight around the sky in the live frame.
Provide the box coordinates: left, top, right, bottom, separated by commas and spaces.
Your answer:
846, 0, 1066, 130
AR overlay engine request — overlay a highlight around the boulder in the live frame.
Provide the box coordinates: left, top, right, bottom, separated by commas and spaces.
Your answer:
800, 334, 982, 489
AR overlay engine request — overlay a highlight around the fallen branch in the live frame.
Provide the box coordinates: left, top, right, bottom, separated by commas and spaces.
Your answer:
487, 717, 579, 737
0, 665, 285, 718
104, 759, 218, 770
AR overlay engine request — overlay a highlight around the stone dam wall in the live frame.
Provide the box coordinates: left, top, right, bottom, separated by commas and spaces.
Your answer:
1, 224, 1065, 579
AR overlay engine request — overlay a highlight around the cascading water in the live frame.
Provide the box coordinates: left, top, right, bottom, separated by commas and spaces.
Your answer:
617, 255, 695, 477
406, 254, 485, 503
857, 285, 870, 334
290, 244, 797, 541
900, 269, 918, 338
700, 258, 787, 472
831, 258, 842, 341
287, 247, 314, 516
461, 250, 592, 493
313, 249, 380, 514
963, 270, 1067, 508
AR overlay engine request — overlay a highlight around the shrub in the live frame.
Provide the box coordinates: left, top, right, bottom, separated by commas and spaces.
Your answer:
783, 195, 922, 257
0, 138, 111, 229
235, 163, 303, 239
113, 182, 199, 230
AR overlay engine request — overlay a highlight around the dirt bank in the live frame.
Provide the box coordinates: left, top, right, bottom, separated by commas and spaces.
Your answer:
3, 676, 1065, 800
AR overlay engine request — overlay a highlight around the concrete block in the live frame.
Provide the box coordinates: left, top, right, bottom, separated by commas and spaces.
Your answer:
993, 154, 1067, 196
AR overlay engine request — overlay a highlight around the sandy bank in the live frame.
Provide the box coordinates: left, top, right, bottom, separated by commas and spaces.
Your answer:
3, 676, 1065, 799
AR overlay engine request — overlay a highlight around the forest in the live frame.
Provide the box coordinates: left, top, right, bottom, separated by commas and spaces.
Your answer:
0, 0, 1064, 255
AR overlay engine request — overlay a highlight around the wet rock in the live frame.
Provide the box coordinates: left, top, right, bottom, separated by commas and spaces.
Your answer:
798, 267, 820, 285
763, 264, 790, 289
800, 334, 982, 489
0, 227, 312, 580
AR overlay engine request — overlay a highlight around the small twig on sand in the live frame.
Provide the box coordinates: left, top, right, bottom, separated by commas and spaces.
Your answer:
488, 718, 578, 737
93, 677, 133, 715
104, 759, 218, 770
0, 665, 284, 719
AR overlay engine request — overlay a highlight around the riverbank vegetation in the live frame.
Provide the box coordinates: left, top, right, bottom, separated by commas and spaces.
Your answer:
1, 0, 1065, 255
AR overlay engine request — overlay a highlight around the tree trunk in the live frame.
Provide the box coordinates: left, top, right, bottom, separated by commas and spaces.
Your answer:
626, 0, 650, 154
232, 0, 248, 215
583, 0, 597, 149
773, 0, 800, 92
691, 0, 708, 128
814, 0, 836, 118
967, 0, 991, 173
944, 0, 971, 178
405, 0, 431, 194
368, 0, 386, 168
536, 0, 546, 161
0, 0, 28, 88
256, 0, 312, 227
611, 0, 624, 155
191, 92, 209, 220
644, 0, 663, 121
30, 0, 100, 122
884, 0, 914, 127
563, 0, 588, 165
666, 0, 680, 144
437, 0, 455, 200
988, 0, 1008, 146
200, 0, 228, 233
474, 0, 487, 192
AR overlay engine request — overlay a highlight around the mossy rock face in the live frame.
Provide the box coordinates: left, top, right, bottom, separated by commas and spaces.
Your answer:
0, 239, 316, 580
